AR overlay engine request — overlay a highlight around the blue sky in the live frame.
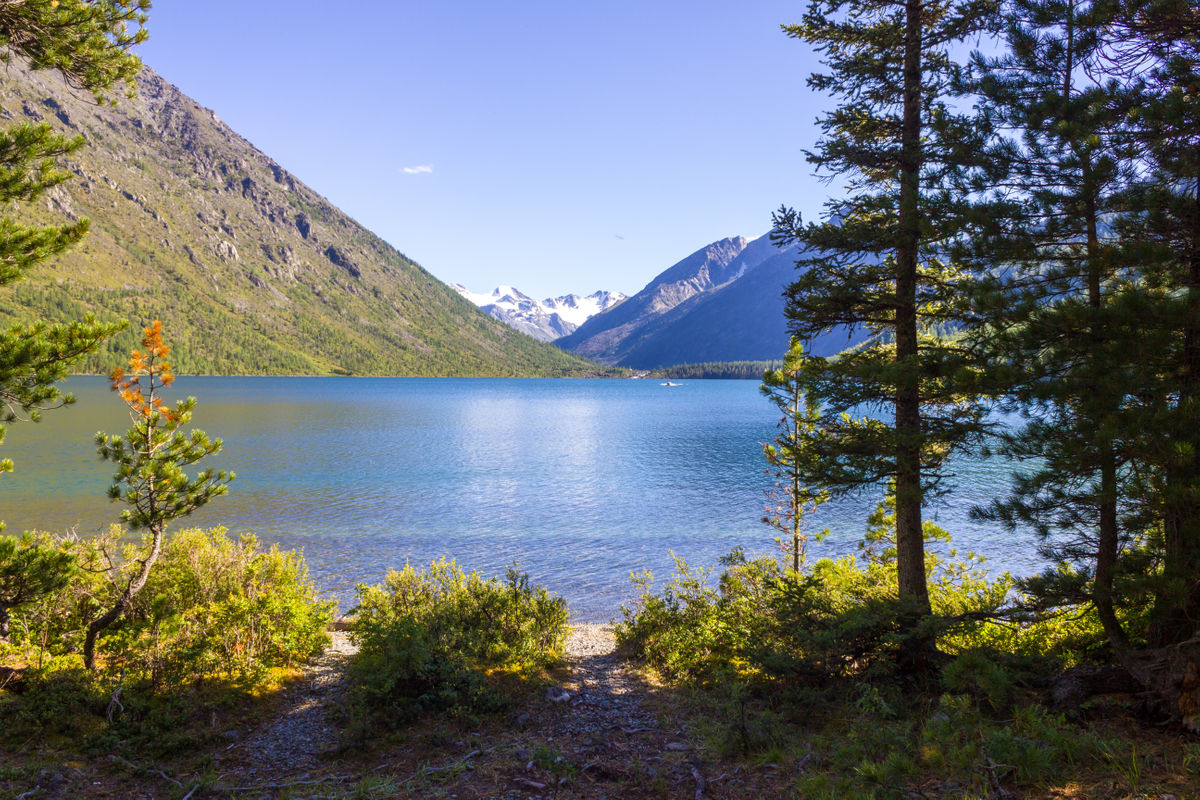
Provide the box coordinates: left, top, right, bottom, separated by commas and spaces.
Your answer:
139, 1, 828, 299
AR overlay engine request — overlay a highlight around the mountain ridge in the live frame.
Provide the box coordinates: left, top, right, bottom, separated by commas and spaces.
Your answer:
556, 234, 865, 368
556, 236, 751, 363
0, 62, 601, 377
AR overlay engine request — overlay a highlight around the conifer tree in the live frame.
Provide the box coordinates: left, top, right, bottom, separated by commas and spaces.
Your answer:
969, 0, 1140, 651
1103, 0, 1200, 645
772, 0, 996, 632
761, 338, 829, 572
84, 322, 233, 670
0, 532, 76, 640
0, 0, 147, 494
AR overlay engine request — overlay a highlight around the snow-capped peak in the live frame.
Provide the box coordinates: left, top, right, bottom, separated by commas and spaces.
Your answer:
453, 284, 627, 342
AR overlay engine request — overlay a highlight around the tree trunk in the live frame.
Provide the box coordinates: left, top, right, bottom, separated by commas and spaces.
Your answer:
792, 382, 802, 573
83, 524, 163, 671
894, 0, 930, 616
1155, 172, 1200, 646
1081, 154, 1128, 652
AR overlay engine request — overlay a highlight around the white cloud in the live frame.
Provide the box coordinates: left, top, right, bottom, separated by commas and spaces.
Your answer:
402, 164, 434, 175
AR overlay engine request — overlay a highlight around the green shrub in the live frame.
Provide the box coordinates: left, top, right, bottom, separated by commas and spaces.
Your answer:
616, 487, 1111, 694
941, 650, 1015, 712
614, 556, 730, 684
112, 526, 333, 685
0, 661, 106, 740
616, 536, 1012, 688
348, 559, 568, 728
6, 526, 332, 686
1, 527, 332, 749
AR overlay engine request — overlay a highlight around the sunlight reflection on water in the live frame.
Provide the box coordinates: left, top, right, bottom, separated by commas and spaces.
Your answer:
0, 377, 1039, 619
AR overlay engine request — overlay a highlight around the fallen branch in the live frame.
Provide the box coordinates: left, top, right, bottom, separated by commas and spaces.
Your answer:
688, 762, 708, 800
106, 685, 124, 723
15, 787, 39, 800
976, 754, 1015, 800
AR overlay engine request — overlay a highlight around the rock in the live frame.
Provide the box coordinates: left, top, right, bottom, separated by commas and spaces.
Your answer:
546, 686, 571, 703
515, 712, 531, 727
664, 742, 691, 751
324, 245, 361, 277
34, 769, 65, 798
221, 729, 240, 740
216, 240, 240, 262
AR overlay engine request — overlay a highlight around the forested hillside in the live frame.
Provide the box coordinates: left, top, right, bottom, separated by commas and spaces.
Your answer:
0, 63, 599, 376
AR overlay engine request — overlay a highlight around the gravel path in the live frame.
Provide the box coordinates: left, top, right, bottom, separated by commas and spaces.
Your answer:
557, 623, 660, 737
218, 624, 711, 798
524, 623, 710, 796
232, 631, 357, 773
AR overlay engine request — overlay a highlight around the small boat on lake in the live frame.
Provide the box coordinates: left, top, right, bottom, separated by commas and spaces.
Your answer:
661, 381, 682, 387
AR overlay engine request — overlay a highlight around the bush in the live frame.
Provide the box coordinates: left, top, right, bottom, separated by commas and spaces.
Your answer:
615, 552, 782, 684
110, 526, 334, 685
348, 559, 568, 727
616, 532, 1012, 688
5, 526, 333, 686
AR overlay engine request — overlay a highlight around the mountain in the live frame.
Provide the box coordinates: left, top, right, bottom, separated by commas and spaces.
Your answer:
555, 236, 754, 362
556, 235, 864, 368
0, 62, 600, 377
451, 284, 627, 342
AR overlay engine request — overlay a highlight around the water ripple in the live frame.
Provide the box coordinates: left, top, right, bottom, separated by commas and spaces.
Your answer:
0, 377, 1041, 620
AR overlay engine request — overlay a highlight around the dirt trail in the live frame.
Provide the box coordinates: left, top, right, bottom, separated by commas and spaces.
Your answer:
222, 631, 357, 778
218, 624, 716, 799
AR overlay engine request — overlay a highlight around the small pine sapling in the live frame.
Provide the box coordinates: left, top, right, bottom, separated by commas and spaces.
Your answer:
83, 321, 234, 671
761, 338, 829, 572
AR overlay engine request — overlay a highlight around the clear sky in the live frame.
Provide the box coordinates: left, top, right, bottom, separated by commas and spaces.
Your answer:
137, 1, 828, 299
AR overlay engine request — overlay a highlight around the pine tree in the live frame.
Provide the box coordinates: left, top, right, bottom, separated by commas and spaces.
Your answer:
969, 0, 1141, 652
0, 532, 76, 640
84, 322, 233, 671
1103, 0, 1200, 646
772, 0, 997, 639
761, 338, 829, 572
0, 1, 148, 498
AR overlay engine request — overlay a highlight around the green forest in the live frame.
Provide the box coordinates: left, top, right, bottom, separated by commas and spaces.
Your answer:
1, 0, 1199, 798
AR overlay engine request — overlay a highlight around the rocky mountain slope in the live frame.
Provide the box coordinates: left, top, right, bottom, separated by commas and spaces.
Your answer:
451, 284, 626, 341
0, 62, 599, 376
556, 235, 864, 369
555, 236, 755, 363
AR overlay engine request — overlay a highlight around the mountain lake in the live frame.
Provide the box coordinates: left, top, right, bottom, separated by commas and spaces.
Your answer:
0, 376, 1037, 620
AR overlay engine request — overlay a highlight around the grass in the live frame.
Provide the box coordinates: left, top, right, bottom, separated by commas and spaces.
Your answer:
630, 679, 1200, 800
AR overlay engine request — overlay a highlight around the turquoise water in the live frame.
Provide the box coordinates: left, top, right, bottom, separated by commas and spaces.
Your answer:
0, 377, 1032, 619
